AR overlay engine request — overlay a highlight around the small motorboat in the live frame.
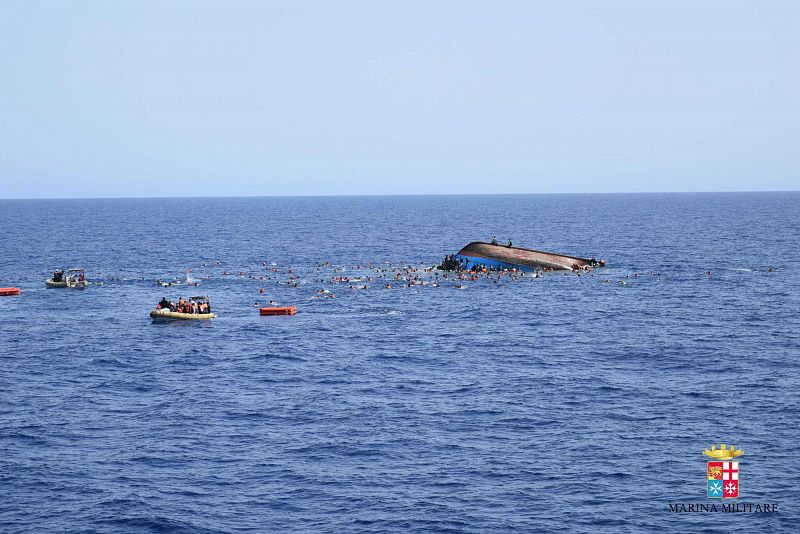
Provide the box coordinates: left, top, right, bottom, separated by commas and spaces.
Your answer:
259, 306, 297, 316
0, 287, 20, 296
46, 268, 89, 288
150, 295, 216, 321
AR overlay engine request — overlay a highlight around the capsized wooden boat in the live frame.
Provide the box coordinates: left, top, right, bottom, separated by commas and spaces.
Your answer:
259, 306, 297, 316
0, 287, 21, 296
454, 241, 603, 271
150, 309, 216, 320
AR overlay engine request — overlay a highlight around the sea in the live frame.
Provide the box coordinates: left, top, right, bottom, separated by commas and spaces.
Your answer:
1, 193, 799, 533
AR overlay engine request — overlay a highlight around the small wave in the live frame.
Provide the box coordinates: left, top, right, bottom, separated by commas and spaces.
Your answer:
87, 356, 131, 369
255, 353, 306, 362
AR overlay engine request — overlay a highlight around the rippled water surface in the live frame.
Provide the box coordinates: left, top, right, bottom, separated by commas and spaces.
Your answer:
1, 193, 799, 532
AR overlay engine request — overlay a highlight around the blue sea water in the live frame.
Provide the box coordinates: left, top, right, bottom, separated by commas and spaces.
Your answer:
1, 193, 799, 533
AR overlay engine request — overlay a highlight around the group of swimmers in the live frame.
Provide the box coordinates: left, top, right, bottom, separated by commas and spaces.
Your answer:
439, 254, 530, 275
156, 296, 211, 314
311, 262, 538, 291
439, 255, 515, 273
439, 254, 468, 271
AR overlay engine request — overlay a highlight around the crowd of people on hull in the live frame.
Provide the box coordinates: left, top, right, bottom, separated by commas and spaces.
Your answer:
156, 296, 211, 314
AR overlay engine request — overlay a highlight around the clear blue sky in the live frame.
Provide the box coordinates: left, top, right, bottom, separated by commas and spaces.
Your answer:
1, 1, 798, 198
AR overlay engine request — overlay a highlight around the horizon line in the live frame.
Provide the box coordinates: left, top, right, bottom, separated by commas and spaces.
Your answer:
1, 189, 799, 201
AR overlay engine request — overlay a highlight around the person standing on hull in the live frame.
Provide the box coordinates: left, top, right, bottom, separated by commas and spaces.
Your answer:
491, 236, 498, 245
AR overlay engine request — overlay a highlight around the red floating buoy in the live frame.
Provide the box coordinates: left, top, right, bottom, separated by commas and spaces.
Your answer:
0, 287, 21, 296
259, 306, 297, 316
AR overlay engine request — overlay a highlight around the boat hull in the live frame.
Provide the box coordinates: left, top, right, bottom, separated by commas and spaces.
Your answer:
150, 309, 216, 321
0, 287, 21, 296
454, 242, 597, 271
46, 279, 89, 288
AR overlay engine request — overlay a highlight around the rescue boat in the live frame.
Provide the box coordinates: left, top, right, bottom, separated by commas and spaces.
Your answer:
150, 309, 216, 320
259, 306, 297, 316
150, 295, 216, 321
46, 268, 89, 288
0, 287, 21, 296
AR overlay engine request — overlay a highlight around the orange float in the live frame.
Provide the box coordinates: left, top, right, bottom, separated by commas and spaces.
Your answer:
259, 306, 297, 316
0, 287, 21, 296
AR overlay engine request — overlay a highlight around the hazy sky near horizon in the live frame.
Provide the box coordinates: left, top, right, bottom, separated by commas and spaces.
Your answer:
1, 1, 798, 198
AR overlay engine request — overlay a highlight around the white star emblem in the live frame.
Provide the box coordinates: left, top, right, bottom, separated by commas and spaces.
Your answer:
708, 481, 723, 496
725, 482, 737, 495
